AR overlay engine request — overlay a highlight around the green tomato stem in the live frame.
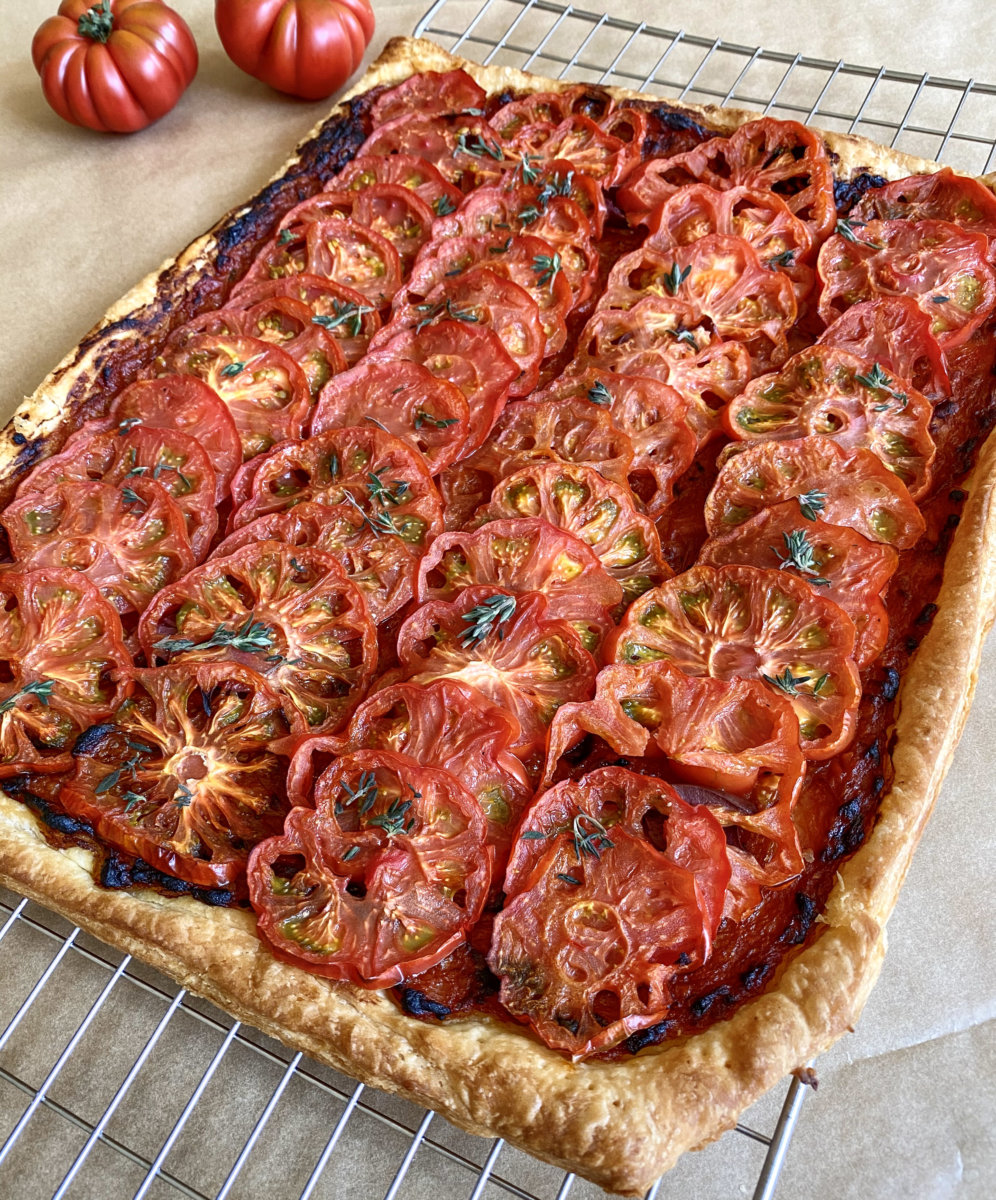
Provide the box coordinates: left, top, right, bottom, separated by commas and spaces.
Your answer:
78, 0, 114, 44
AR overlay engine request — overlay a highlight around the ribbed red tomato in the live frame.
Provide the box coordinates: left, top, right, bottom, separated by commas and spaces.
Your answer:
32, 0, 198, 133
214, 0, 374, 101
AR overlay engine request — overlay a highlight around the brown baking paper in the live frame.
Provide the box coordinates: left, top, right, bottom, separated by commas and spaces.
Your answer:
1, 2, 994, 1196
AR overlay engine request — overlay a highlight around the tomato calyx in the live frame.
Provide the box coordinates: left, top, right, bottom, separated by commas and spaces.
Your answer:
78, 0, 113, 42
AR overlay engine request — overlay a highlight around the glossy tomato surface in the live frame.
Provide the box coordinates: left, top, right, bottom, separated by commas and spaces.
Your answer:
248, 750, 490, 986
214, 0, 374, 100
62, 663, 294, 888
32, 0, 198, 133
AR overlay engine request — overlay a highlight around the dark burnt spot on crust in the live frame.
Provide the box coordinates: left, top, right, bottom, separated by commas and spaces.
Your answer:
740, 961, 772, 990
779, 892, 818, 944
399, 988, 452, 1020
12, 784, 94, 838
690, 986, 732, 1018
641, 102, 717, 159
99, 851, 236, 907
833, 172, 888, 214
625, 1018, 675, 1054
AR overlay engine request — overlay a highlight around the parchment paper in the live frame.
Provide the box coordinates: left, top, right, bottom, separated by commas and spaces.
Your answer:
1, 2, 994, 1197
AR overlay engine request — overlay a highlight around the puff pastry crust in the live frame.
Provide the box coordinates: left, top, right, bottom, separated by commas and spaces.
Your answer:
2, 37, 995, 1196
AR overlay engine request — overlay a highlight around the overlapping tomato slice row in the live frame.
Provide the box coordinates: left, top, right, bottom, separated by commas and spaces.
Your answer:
4, 64, 992, 1060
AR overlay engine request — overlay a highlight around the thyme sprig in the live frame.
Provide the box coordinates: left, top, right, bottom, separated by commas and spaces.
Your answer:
835, 218, 884, 249
762, 667, 811, 697
772, 530, 830, 586
571, 813, 614, 861
368, 796, 415, 836
797, 489, 828, 522
454, 132, 505, 161
460, 593, 517, 647
432, 195, 457, 217
155, 614, 278, 657
532, 253, 562, 286
855, 361, 909, 410
0, 679, 54, 715
312, 300, 375, 338
340, 770, 379, 815
367, 471, 410, 507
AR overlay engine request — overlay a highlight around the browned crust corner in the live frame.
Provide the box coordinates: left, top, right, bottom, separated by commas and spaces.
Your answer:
2, 34, 996, 1197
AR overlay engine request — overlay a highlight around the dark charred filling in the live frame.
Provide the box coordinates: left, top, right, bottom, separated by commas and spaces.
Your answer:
6, 75, 996, 1057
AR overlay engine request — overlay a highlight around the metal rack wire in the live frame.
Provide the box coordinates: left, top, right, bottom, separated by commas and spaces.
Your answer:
3, 3, 996, 1197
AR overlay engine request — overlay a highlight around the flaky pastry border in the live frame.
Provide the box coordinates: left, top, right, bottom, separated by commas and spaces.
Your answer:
1, 37, 995, 1196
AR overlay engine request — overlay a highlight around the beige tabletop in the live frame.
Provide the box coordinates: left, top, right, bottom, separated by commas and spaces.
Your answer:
2, 2, 995, 1198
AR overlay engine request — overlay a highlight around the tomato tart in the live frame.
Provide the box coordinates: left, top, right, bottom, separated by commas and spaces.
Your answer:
2, 36, 996, 1196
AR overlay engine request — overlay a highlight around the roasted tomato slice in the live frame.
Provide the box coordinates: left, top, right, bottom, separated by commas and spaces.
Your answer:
357, 112, 510, 190
303, 217, 404, 309
698, 500, 898, 668
0, 567, 130, 776
381, 266, 547, 397
489, 91, 597, 137
235, 296, 347, 399
156, 332, 312, 461
247, 749, 491, 987
617, 116, 836, 240
817, 217, 996, 349
366, 321, 517, 456
228, 275, 381, 367
724, 345, 936, 498
334, 153, 463, 217
20, 424, 217, 562
290, 679, 533, 881
572, 309, 751, 445
100, 377, 242, 505
311, 357, 470, 473
62, 663, 294, 888
600, 235, 798, 372
395, 588, 597, 757
230, 427, 443, 551
489, 766, 729, 1058
545, 661, 805, 916
3, 479, 194, 619
817, 296, 949, 398
480, 462, 670, 603
850, 167, 996, 257
533, 369, 695, 516
370, 68, 487, 125
276, 185, 435, 273
609, 563, 861, 760
646, 182, 815, 299
438, 396, 634, 530
506, 115, 634, 185
398, 231, 573, 354
139, 542, 377, 733
705, 434, 926, 549
244, 215, 403, 309
433, 184, 598, 304
213, 501, 417, 626
416, 518, 624, 651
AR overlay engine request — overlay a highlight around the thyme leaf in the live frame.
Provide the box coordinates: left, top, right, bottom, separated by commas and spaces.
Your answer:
662, 262, 691, 296
587, 380, 612, 407
220, 361, 245, 378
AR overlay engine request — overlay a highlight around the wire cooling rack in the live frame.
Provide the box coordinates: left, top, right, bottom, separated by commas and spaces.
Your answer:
4, 3, 996, 1198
